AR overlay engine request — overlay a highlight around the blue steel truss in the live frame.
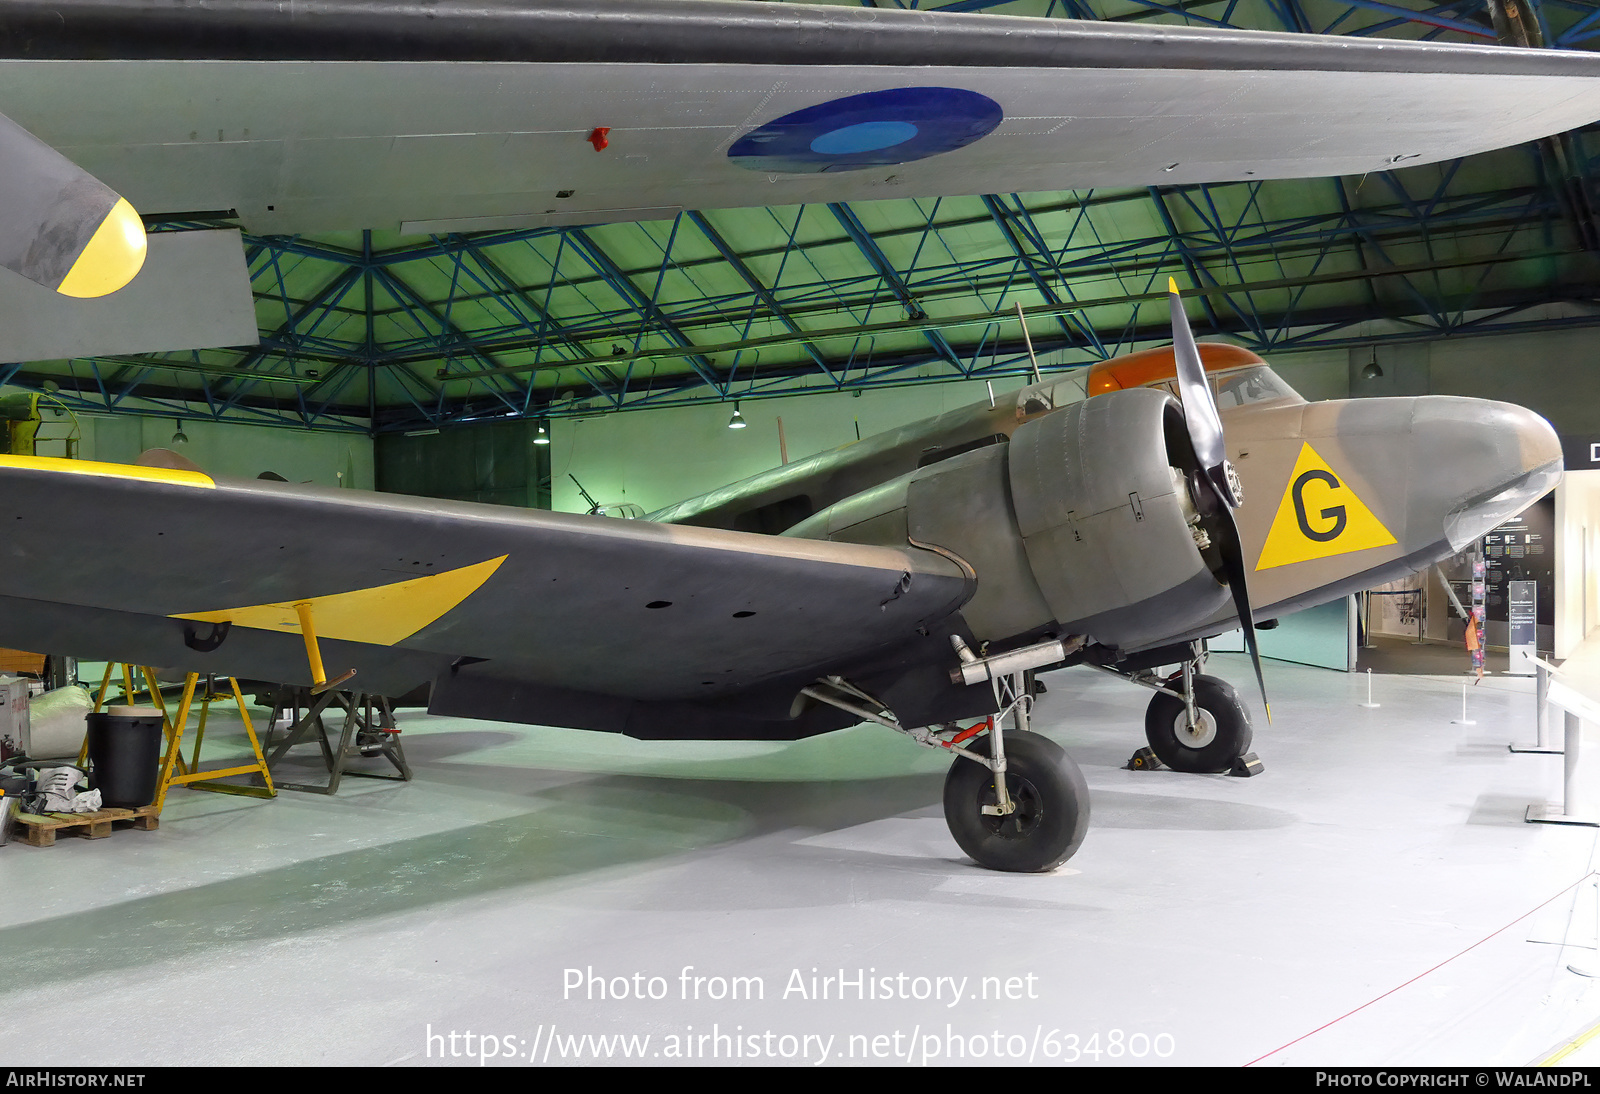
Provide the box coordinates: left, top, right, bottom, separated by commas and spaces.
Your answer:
8, 0, 1600, 434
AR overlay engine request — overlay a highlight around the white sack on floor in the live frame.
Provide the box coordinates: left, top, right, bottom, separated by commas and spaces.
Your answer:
28, 685, 93, 759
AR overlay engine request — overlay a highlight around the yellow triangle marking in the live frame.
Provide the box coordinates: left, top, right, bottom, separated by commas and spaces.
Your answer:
172, 555, 508, 647
1255, 444, 1396, 571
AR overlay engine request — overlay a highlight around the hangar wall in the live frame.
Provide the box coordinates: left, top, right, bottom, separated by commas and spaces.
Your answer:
0, 393, 376, 490
1556, 470, 1600, 659
546, 376, 1036, 515
1308, 328, 1600, 440
375, 418, 551, 508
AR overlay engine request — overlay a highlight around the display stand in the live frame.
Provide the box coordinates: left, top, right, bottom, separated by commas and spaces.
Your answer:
85, 664, 274, 807
1526, 677, 1600, 827
151, 674, 275, 807
260, 688, 409, 795
1568, 876, 1600, 979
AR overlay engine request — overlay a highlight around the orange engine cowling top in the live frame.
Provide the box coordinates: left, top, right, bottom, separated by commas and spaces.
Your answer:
1087, 343, 1265, 397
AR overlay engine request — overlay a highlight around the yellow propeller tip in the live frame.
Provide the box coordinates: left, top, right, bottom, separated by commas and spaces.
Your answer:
55, 197, 147, 299
1167, 276, 1180, 294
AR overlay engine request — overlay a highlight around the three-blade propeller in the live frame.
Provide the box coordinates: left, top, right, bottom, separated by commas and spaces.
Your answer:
0, 111, 146, 298
1167, 278, 1271, 722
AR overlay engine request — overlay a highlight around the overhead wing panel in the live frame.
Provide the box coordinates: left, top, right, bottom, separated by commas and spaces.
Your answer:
0, 457, 972, 702
0, 228, 257, 361
0, 1, 1596, 233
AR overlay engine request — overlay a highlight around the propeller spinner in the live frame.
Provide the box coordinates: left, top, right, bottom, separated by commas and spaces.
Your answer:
0, 111, 146, 298
1167, 277, 1271, 722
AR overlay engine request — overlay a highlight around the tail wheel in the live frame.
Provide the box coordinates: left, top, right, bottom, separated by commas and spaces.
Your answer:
943, 732, 1089, 872
1144, 673, 1252, 773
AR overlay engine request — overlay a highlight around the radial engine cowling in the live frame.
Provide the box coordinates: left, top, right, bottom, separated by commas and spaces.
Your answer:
1007, 387, 1232, 652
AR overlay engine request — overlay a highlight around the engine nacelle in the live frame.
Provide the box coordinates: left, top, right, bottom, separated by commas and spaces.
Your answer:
1007, 387, 1231, 651
786, 387, 1232, 654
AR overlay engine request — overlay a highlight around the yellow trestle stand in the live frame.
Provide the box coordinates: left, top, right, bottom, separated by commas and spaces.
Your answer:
89, 663, 275, 807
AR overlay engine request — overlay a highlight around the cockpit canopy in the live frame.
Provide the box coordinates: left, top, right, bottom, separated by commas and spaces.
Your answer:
1087, 343, 1304, 408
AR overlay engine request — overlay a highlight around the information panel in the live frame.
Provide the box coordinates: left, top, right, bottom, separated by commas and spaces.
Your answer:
1508, 579, 1537, 674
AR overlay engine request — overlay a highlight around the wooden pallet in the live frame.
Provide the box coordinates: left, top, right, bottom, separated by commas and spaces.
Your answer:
11, 805, 159, 847
0, 647, 45, 676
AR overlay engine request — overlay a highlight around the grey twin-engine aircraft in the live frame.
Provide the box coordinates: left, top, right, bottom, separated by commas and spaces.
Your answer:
0, 0, 1580, 869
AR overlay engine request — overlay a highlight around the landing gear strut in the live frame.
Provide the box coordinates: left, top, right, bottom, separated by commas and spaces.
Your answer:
1144, 670, 1252, 773
801, 635, 1090, 873
942, 729, 1089, 873
1093, 646, 1254, 773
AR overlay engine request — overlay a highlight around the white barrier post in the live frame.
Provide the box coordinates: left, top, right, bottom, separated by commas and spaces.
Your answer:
1451, 682, 1477, 726
1359, 668, 1380, 709
1510, 658, 1563, 755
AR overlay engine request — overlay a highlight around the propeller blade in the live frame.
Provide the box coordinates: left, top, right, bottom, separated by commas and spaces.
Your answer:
0, 111, 146, 297
1168, 277, 1269, 719
1168, 277, 1244, 510
1167, 277, 1227, 482
1214, 504, 1272, 723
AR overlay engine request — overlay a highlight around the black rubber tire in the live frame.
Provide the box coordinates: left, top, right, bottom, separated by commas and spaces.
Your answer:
1143, 674, 1252, 774
943, 733, 1090, 872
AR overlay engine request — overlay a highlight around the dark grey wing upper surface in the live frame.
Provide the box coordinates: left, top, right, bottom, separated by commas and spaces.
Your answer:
0, 459, 972, 702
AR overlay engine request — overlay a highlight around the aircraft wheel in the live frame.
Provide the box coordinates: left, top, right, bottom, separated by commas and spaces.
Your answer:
1144, 674, 1252, 774
943, 732, 1089, 873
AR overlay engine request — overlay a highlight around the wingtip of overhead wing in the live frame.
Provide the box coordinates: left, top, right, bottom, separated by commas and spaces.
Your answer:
54, 197, 148, 298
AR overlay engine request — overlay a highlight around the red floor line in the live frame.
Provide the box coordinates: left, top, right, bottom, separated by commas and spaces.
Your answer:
1243, 871, 1598, 1067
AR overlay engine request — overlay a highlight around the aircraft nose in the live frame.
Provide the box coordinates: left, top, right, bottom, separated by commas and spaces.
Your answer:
1408, 396, 1562, 553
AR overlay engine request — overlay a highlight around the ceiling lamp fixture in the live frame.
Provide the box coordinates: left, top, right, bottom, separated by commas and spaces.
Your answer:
728, 402, 747, 430
1360, 351, 1383, 381
170, 418, 189, 445
534, 421, 550, 445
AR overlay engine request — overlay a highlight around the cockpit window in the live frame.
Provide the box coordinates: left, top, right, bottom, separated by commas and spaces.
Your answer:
1208, 366, 1302, 408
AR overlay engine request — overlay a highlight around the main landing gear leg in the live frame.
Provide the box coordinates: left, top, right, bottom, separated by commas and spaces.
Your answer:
801, 657, 1090, 873
940, 669, 1089, 872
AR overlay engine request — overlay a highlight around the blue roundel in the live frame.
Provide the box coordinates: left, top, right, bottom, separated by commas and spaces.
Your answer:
728, 87, 1003, 175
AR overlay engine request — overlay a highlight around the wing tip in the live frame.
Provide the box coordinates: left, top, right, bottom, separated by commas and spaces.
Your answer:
55, 197, 147, 299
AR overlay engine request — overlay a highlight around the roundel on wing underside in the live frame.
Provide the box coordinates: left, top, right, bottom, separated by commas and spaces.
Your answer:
727, 87, 1004, 174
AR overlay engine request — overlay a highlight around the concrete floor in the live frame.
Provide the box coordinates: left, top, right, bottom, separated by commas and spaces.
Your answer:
1357, 635, 1539, 677
3, 656, 1599, 1068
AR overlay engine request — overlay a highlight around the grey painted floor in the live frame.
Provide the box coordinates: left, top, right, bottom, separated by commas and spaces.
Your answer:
3, 656, 1599, 1068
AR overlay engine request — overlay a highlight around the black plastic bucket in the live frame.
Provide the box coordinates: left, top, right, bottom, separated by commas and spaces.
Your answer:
86, 706, 164, 808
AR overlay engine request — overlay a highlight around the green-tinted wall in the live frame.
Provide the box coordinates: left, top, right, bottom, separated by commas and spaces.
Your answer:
375, 419, 551, 509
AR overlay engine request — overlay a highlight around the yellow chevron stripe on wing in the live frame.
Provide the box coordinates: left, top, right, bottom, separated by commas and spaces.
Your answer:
172, 555, 508, 646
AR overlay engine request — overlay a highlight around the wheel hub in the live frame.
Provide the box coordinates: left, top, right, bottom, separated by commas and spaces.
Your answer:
980, 774, 1044, 839
1173, 707, 1217, 749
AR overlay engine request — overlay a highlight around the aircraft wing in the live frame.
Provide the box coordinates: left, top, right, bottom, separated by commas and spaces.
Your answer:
0, 456, 973, 721
1, 0, 1598, 235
